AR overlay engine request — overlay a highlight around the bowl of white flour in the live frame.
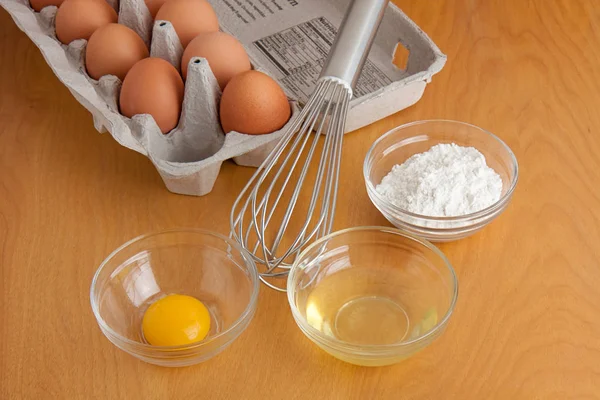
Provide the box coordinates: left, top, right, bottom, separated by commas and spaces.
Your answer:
363, 120, 518, 241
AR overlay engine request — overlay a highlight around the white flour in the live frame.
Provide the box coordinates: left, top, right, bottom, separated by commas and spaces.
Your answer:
375, 143, 503, 217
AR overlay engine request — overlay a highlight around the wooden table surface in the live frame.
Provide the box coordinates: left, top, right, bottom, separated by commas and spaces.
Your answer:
1, 0, 600, 398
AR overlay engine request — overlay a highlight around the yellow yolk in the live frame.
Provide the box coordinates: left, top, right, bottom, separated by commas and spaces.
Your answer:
142, 294, 211, 346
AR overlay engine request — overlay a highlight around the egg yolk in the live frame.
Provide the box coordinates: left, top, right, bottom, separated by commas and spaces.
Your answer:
142, 294, 211, 346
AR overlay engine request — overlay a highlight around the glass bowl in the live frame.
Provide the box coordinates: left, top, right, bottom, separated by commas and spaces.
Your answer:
287, 226, 458, 367
364, 120, 518, 242
90, 229, 259, 367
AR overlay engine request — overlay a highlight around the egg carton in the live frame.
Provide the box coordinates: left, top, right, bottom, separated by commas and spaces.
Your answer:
0, 0, 446, 196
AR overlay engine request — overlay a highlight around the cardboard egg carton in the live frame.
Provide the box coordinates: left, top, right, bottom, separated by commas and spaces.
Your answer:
1, 0, 446, 196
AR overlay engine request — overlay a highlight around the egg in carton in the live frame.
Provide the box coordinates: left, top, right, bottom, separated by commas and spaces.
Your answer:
22, 0, 300, 196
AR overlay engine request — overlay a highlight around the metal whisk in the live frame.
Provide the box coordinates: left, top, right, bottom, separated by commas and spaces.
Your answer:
231, 0, 390, 290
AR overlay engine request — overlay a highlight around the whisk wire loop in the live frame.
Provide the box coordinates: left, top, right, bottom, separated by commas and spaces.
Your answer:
231, 78, 352, 288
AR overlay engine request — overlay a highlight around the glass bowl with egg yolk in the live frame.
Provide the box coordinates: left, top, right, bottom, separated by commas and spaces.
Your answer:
90, 229, 259, 367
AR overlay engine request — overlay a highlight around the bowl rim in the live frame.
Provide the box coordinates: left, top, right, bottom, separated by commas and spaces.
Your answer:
286, 225, 459, 354
90, 228, 260, 352
363, 119, 519, 222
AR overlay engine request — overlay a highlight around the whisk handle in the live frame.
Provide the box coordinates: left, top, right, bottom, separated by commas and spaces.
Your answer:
320, 0, 389, 90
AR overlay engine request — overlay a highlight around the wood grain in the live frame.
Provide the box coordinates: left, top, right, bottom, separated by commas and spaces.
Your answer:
1, 0, 600, 398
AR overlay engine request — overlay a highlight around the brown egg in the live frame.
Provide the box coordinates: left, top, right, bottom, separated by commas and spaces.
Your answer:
181, 32, 251, 89
30, 0, 64, 12
144, 0, 167, 18
55, 0, 117, 45
220, 71, 291, 135
119, 58, 185, 134
155, 0, 218, 48
86, 24, 149, 81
